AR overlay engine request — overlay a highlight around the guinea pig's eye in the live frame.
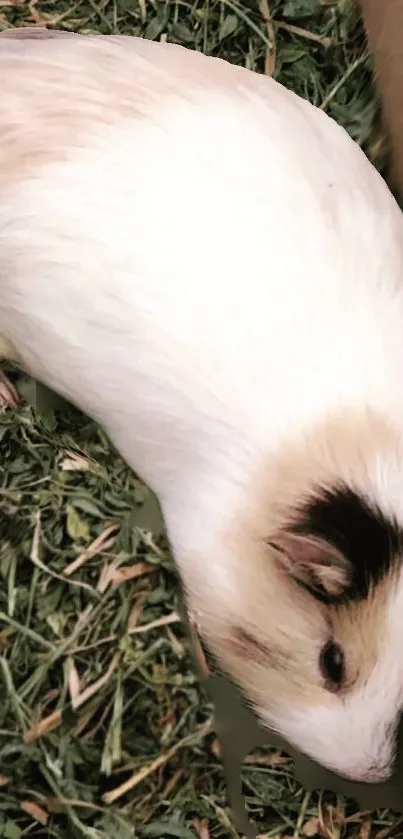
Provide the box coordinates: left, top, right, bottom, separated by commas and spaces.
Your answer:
319, 640, 345, 691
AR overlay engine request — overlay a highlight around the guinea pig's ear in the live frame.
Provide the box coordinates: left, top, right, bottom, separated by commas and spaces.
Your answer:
269, 531, 352, 598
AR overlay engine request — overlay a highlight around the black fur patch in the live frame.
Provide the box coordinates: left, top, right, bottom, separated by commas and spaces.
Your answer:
291, 484, 403, 602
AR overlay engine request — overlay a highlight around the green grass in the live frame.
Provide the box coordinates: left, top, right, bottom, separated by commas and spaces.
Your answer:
0, 1, 400, 837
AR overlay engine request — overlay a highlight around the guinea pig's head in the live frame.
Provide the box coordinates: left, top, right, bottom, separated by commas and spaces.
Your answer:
259, 485, 403, 784
179, 411, 403, 784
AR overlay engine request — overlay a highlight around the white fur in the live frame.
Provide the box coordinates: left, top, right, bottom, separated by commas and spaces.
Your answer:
2, 33, 403, 781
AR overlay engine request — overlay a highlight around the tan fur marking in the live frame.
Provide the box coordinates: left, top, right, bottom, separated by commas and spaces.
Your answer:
331, 573, 395, 690
242, 406, 401, 541
0, 30, 278, 188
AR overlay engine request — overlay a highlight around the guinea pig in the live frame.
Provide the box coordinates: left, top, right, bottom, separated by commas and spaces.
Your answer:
2, 27, 403, 785
359, 0, 403, 200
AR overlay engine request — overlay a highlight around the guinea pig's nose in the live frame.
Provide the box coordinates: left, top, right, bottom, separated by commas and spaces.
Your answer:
349, 763, 393, 784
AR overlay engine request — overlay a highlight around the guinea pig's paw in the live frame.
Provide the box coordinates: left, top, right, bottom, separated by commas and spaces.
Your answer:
0, 370, 19, 408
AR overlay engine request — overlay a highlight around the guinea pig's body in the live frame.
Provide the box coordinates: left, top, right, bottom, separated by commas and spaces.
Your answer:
2, 29, 403, 783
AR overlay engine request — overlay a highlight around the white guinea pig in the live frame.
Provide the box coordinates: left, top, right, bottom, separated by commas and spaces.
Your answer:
2, 27, 403, 785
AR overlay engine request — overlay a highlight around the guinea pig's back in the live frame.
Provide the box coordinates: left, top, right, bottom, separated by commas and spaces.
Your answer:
0, 29, 398, 279
1, 32, 403, 447
0, 28, 383, 202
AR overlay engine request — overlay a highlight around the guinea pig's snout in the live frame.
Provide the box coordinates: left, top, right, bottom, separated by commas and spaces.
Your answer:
327, 733, 397, 785
345, 762, 393, 785
277, 704, 398, 787
321, 740, 396, 786
338, 720, 399, 784
315, 746, 395, 786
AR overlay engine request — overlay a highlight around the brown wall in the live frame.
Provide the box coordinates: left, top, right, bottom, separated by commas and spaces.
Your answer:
359, 0, 403, 199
